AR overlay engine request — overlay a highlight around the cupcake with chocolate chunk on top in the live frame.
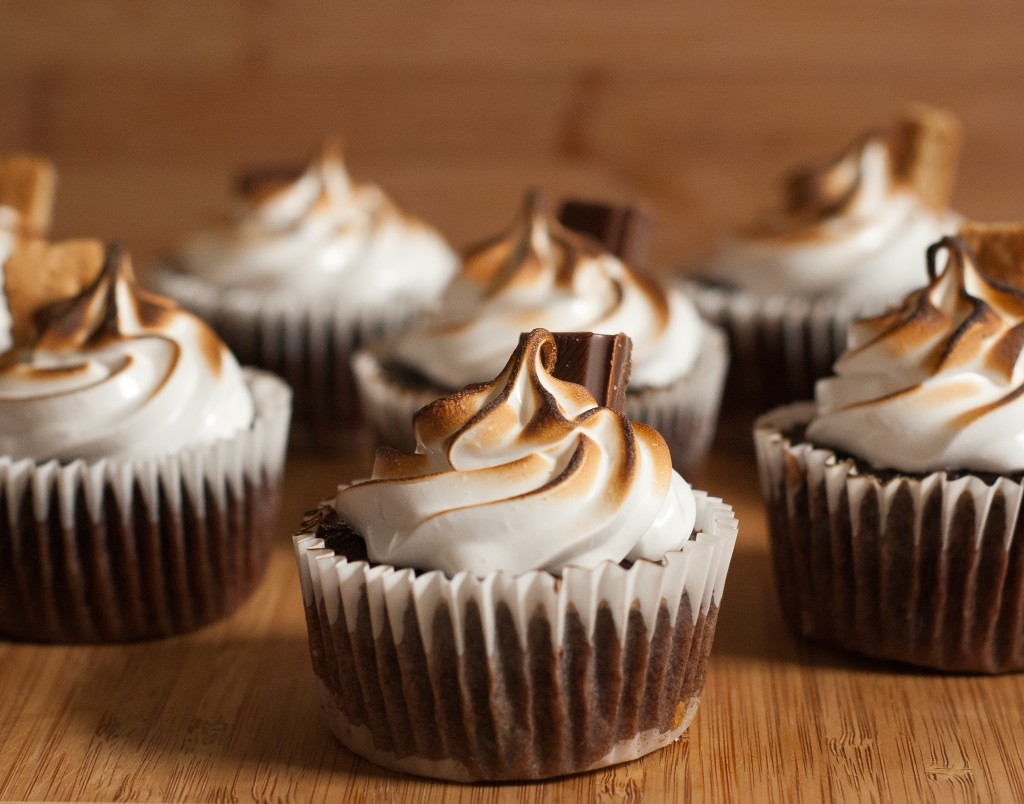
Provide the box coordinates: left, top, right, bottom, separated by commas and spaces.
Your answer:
296, 328, 737, 780
354, 190, 727, 472
154, 139, 456, 445
755, 222, 1024, 672
686, 104, 963, 418
0, 210, 291, 641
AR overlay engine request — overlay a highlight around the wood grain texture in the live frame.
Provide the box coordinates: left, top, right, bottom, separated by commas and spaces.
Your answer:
1, 450, 1023, 802
2, 2, 1023, 268
2, 2, 1024, 800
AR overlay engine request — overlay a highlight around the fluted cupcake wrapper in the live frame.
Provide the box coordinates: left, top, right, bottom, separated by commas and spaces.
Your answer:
293, 491, 737, 781
755, 403, 1024, 674
153, 266, 428, 447
0, 369, 292, 643
352, 321, 729, 474
680, 279, 857, 440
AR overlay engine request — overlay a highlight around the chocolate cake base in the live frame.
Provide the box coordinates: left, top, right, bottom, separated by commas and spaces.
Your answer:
755, 403, 1024, 674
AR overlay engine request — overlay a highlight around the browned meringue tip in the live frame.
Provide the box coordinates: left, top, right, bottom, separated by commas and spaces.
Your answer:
0, 153, 57, 237
888, 103, 962, 211
234, 137, 347, 202
517, 187, 550, 224
782, 145, 863, 220
3, 235, 105, 348
315, 135, 345, 166
32, 242, 133, 351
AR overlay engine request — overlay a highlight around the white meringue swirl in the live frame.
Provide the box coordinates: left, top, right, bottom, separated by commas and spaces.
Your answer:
334, 329, 697, 576
0, 247, 254, 462
709, 112, 961, 307
809, 231, 1024, 473
389, 193, 702, 390
174, 142, 457, 307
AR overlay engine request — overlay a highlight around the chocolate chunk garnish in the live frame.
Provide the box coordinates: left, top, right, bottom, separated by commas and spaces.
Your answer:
550, 331, 632, 413
557, 200, 653, 269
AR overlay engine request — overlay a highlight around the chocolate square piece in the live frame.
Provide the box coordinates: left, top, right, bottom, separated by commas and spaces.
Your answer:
550, 331, 633, 413
557, 200, 653, 269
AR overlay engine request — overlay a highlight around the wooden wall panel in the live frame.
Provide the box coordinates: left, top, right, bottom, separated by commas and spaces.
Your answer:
1, 1, 1022, 267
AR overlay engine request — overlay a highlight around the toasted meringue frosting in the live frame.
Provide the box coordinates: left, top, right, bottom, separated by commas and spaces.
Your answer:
174, 142, 456, 306
334, 329, 697, 576
0, 246, 254, 462
0, 207, 18, 354
389, 193, 701, 390
709, 110, 961, 306
808, 231, 1024, 472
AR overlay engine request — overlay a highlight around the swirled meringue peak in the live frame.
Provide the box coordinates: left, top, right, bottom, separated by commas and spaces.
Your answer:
390, 191, 701, 390
175, 140, 456, 305
808, 225, 1024, 473
709, 105, 962, 305
0, 244, 254, 462
335, 328, 697, 576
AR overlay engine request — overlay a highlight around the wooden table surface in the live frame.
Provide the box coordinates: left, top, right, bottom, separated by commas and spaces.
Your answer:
2, 443, 1022, 803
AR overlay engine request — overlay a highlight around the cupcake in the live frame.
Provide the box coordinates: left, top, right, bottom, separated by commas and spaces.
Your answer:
153, 140, 457, 445
353, 191, 727, 473
754, 224, 1024, 673
0, 229, 291, 642
295, 328, 737, 780
685, 104, 962, 419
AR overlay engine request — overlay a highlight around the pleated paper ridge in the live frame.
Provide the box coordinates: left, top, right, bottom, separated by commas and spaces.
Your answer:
293, 492, 737, 780
0, 369, 291, 642
755, 402, 1024, 673
681, 277, 857, 410
155, 265, 427, 440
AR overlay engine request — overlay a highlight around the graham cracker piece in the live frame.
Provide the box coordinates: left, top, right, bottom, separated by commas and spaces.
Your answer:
3, 237, 106, 347
888, 104, 962, 212
0, 154, 57, 236
958, 222, 1024, 292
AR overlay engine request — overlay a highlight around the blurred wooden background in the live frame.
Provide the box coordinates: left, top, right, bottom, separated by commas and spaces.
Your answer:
2, 1, 1022, 272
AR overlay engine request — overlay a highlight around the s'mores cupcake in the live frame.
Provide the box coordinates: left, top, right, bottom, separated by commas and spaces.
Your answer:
154, 140, 457, 445
354, 191, 727, 473
0, 159, 291, 641
686, 104, 962, 420
755, 224, 1024, 673
295, 328, 737, 780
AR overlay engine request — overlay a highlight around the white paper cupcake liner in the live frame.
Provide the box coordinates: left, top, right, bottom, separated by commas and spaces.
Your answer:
353, 321, 729, 474
755, 402, 1024, 673
0, 369, 292, 643
679, 278, 858, 435
293, 491, 737, 781
153, 266, 430, 448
